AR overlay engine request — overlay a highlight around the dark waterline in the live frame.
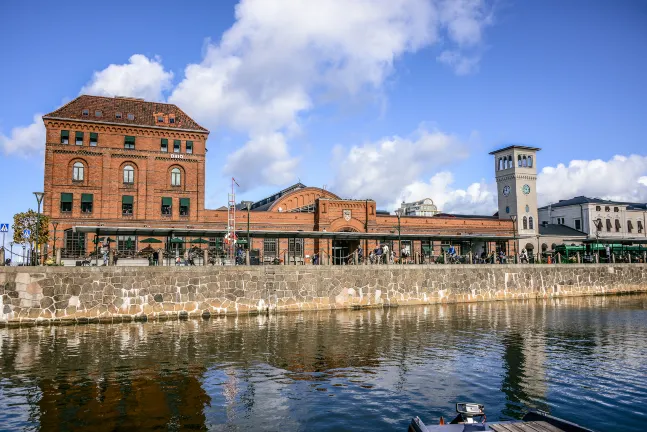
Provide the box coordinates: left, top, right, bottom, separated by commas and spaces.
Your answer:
1, 295, 647, 431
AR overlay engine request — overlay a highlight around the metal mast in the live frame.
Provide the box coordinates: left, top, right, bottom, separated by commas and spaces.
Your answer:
227, 178, 239, 263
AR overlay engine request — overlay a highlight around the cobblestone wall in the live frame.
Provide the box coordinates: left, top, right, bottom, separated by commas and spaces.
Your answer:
1, 264, 646, 325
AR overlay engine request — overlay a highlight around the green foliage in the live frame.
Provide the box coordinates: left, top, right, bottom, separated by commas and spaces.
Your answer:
12, 209, 50, 245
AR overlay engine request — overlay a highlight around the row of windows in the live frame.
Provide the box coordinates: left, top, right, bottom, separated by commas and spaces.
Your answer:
60, 130, 98, 146
70, 163, 184, 187
497, 154, 533, 171
59, 193, 191, 216
595, 218, 644, 233
262, 238, 304, 257
60, 131, 193, 153
595, 205, 620, 212
82, 109, 136, 121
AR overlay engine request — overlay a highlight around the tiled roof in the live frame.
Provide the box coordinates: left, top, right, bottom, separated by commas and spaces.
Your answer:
43, 95, 209, 133
250, 183, 307, 211
539, 223, 587, 237
435, 213, 499, 219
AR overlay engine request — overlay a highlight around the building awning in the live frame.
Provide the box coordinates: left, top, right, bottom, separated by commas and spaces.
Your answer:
61, 193, 73, 203
71, 225, 524, 242
81, 193, 93, 203
162, 197, 172, 206
180, 198, 190, 207
122, 195, 134, 204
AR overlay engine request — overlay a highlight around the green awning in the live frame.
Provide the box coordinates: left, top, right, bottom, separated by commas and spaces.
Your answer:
61, 130, 69, 138
191, 238, 209, 244
186, 141, 193, 150
122, 195, 134, 204
75, 131, 84, 139
162, 197, 172, 206
90, 132, 98, 140
125, 136, 135, 143
61, 193, 73, 203
140, 237, 162, 243
81, 193, 93, 203
236, 239, 248, 245
169, 237, 185, 244
180, 198, 190, 207
161, 138, 168, 145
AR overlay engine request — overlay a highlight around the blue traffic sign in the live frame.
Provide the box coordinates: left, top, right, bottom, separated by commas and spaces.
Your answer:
22, 228, 31, 239
0, 223, 8, 233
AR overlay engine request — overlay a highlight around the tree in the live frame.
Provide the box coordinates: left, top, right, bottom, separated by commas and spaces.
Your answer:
12, 209, 50, 245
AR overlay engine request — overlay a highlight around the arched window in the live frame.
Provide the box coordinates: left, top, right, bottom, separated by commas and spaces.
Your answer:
541, 243, 548, 252
508, 155, 513, 168
527, 156, 533, 167
523, 216, 528, 230
73, 162, 84, 181
522, 156, 528, 167
123, 165, 134, 184
518, 155, 522, 167
498, 157, 503, 170
529, 216, 534, 229
171, 168, 181, 186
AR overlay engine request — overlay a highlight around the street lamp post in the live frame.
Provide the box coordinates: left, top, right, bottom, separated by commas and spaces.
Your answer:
246, 202, 251, 251
395, 209, 402, 264
52, 221, 59, 261
22, 244, 26, 266
510, 215, 517, 264
33, 192, 44, 265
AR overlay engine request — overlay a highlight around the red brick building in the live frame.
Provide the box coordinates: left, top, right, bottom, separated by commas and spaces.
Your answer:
43, 95, 514, 263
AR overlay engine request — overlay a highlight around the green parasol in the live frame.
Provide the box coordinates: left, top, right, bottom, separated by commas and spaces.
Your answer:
126, 237, 133, 250
191, 238, 209, 244
140, 238, 162, 244
169, 237, 185, 244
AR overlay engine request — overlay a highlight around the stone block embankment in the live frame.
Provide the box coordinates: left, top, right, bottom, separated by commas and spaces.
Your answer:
1, 264, 646, 326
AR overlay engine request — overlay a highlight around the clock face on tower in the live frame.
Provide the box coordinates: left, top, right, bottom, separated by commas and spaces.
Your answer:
522, 184, 531, 195
503, 185, 511, 196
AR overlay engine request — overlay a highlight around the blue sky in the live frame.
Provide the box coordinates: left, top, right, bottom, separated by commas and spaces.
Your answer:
1, 0, 647, 238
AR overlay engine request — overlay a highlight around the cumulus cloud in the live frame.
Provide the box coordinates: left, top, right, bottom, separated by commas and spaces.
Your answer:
436, 50, 481, 75
331, 126, 471, 203
0, 113, 46, 157
170, 0, 494, 186
398, 172, 497, 215
80, 54, 173, 101
537, 155, 647, 205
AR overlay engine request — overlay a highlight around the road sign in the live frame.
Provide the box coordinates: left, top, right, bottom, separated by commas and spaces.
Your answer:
0, 224, 8, 233
22, 228, 31, 239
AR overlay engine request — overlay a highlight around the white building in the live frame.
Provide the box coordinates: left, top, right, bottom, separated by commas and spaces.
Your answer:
538, 196, 647, 242
399, 198, 439, 217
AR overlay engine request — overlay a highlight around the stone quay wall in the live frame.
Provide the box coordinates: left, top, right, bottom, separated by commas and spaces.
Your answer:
1, 264, 646, 326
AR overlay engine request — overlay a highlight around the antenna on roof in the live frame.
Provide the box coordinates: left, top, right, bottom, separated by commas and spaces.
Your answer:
322, 184, 327, 190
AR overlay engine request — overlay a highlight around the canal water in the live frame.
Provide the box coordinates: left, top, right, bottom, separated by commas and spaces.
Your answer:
1, 295, 647, 431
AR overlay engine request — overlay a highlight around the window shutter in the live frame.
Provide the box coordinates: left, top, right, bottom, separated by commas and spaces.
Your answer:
75, 131, 84, 139
81, 193, 93, 203
180, 198, 190, 207
122, 195, 134, 204
61, 193, 73, 203
186, 141, 193, 150
61, 130, 69, 138
125, 136, 135, 144
162, 197, 172, 206
90, 132, 98, 140
161, 138, 168, 145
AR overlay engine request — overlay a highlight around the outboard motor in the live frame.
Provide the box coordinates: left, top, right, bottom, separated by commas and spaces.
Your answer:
454, 403, 485, 424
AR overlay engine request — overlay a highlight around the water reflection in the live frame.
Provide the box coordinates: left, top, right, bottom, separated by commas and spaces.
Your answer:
1, 295, 646, 431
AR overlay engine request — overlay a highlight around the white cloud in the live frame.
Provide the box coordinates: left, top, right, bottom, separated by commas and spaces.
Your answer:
170, 0, 494, 187
331, 126, 471, 203
436, 50, 480, 75
398, 171, 497, 215
537, 155, 647, 205
80, 54, 173, 101
0, 114, 45, 157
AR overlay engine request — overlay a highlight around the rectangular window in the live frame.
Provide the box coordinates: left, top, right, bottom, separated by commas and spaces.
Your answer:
60, 193, 73, 212
596, 206, 601, 211
122, 195, 134, 216
157, 116, 164, 123
628, 220, 633, 233
81, 193, 93, 213
180, 198, 190, 216
639, 220, 644, 233
288, 238, 304, 257
422, 240, 433, 257
400, 240, 412, 257
161, 197, 172, 215
124, 135, 135, 149
64, 230, 85, 258
95, 110, 102, 117
173, 140, 181, 153
90, 132, 98, 146
117, 235, 137, 255
75, 131, 84, 146
575, 219, 581, 230
169, 117, 175, 124
161, 138, 168, 152
615, 219, 621, 232
61, 130, 69, 144
82, 109, 89, 116
115, 112, 122, 119
606, 219, 612, 232
263, 238, 277, 257
209, 237, 223, 252
614, 207, 619, 212
186, 141, 193, 154
127, 113, 134, 120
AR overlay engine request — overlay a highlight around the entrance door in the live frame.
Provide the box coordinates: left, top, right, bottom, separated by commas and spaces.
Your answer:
332, 239, 359, 265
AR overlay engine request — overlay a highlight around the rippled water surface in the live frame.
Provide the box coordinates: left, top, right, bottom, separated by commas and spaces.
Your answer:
2, 295, 647, 431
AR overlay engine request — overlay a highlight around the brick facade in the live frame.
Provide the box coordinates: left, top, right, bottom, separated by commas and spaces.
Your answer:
42, 95, 514, 261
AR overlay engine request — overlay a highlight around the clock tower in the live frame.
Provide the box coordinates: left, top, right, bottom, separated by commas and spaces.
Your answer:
490, 145, 541, 251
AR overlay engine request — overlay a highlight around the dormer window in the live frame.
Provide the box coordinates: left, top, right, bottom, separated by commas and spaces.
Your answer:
596, 206, 601, 211
115, 112, 122, 119
82, 109, 89, 116
127, 113, 134, 120
95, 110, 102, 117
169, 117, 175, 124
157, 116, 164, 123
605, 206, 610, 212
614, 207, 619, 212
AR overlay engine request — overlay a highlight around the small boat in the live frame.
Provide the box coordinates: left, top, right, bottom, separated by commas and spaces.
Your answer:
409, 403, 595, 432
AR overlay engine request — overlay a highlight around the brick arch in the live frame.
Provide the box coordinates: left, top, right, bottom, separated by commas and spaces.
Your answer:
168, 164, 186, 190
268, 187, 340, 212
68, 158, 89, 185
328, 217, 365, 232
